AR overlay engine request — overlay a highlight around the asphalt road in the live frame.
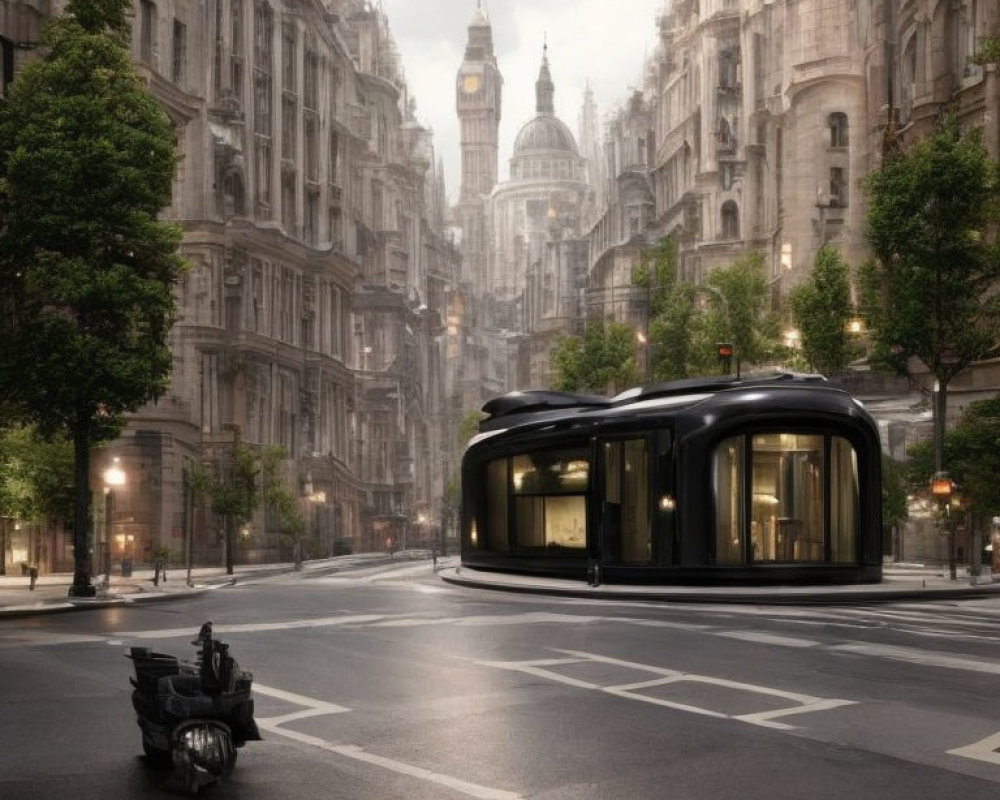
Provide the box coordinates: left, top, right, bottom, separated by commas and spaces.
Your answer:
1, 560, 999, 800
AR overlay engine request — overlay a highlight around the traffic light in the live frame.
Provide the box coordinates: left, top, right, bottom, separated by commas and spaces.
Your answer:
716, 342, 733, 373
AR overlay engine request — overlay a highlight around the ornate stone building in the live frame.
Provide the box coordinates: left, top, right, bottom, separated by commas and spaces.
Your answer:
451, 5, 503, 407
886, 0, 1000, 157
486, 47, 591, 387
639, 0, 873, 294
1, 0, 459, 571
137, 0, 457, 562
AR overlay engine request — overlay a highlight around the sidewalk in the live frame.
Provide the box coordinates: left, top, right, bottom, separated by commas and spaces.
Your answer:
438, 562, 1000, 605
0, 551, 428, 618
3, 557, 999, 616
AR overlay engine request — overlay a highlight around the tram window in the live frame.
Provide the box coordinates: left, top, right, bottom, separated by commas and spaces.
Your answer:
714, 437, 745, 564
714, 433, 859, 564
830, 437, 859, 562
751, 433, 824, 562
511, 449, 589, 494
510, 446, 589, 550
485, 458, 509, 552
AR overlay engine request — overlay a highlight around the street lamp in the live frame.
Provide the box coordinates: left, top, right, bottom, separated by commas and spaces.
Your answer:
930, 471, 958, 580
102, 457, 126, 588
636, 330, 650, 383
782, 328, 801, 350
308, 489, 326, 557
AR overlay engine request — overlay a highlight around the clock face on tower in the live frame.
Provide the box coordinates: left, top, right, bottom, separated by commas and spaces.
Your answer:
462, 74, 481, 94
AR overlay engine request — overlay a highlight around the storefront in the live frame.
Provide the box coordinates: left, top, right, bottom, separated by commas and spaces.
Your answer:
461, 373, 882, 584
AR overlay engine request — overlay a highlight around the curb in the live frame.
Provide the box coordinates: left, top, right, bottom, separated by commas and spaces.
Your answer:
0, 582, 224, 619
439, 568, 1000, 606
0, 560, 378, 618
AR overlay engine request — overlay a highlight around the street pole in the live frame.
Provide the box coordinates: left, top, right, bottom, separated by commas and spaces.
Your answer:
103, 488, 112, 587
184, 465, 194, 587
949, 503, 957, 581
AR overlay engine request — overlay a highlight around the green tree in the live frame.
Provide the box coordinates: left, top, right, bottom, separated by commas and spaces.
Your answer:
551, 321, 639, 394
458, 410, 485, 449
261, 445, 305, 566
191, 439, 261, 574
0, 426, 75, 527
861, 116, 1000, 477
697, 252, 782, 375
191, 441, 305, 571
648, 282, 702, 380
0, 0, 185, 596
789, 245, 858, 374
634, 236, 704, 381
973, 37, 1000, 66
907, 397, 1000, 520
881, 455, 910, 559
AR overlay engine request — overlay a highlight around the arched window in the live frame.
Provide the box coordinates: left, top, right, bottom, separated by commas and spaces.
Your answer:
720, 201, 739, 240
223, 169, 246, 218
714, 433, 858, 565
828, 112, 848, 148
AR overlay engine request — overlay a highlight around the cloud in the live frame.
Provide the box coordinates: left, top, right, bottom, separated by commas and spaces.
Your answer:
381, 0, 661, 201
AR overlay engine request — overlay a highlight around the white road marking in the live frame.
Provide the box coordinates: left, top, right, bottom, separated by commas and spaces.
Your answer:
477, 657, 604, 691
114, 614, 389, 639
253, 683, 351, 725
0, 631, 108, 647
830, 642, 1000, 675
716, 630, 819, 648
261, 726, 523, 800
479, 648, 855, 732
623, 618, 712, 631
254, 683, 522, 800
948, 732, 1000, 765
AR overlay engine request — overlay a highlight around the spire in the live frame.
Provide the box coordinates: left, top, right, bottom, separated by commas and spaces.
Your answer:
535, 42, 554, 114
465, 0, 493, 59
470, 0, 488, 28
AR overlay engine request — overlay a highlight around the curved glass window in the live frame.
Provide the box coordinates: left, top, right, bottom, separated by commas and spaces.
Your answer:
830, 437, 858, 562
511, 447, 589, 550
714, 437, 744, 564
486, 458, 509, 552
714, 433, 859, 564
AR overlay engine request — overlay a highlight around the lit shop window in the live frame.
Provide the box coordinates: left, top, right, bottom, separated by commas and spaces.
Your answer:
714, 433, 858, 564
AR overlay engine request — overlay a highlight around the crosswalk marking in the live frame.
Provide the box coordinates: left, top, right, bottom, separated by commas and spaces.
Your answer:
948, 732, 1000, 766
262, 726, 523, 800
479, 648, 856, 732
830, 642, 1000, 675
716, 630, 819, 648
254, 682, 522, 800
254, 682, 351, 726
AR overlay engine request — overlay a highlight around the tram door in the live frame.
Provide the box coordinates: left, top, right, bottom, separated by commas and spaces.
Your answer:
599, 438, 651, 565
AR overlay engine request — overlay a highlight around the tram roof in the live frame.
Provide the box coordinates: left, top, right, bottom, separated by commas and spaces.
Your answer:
477, 371, 840, 433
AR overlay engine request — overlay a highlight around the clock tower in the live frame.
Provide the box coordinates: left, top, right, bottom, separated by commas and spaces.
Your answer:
456, 3, 502, 202
456, 3, 501, 288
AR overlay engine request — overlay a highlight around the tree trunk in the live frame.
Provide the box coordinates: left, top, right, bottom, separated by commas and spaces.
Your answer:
225, 514, 234, 575
68, 425, 95, 598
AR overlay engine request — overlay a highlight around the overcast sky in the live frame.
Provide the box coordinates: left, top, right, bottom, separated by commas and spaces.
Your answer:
379, 0, 663, 202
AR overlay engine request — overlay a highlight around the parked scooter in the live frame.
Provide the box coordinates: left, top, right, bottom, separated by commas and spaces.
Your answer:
126, 622, 261, 794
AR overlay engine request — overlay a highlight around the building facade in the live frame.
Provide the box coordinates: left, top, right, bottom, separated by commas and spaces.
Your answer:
0, 0, 459, 573
637, 0, 873, 294
487, 48, 591, 387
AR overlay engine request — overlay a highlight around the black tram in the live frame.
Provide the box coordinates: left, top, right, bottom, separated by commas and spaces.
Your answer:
460, 373, 882, 585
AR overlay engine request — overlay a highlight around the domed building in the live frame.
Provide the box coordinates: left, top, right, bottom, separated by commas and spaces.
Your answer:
486, 47, 592, 384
